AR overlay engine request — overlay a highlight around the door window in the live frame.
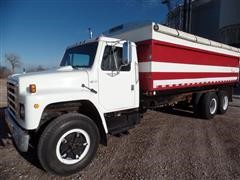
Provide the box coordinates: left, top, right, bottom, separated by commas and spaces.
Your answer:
101, 46, 130, 71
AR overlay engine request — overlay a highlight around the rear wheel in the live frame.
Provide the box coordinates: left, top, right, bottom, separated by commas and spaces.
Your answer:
200, 92, 218, 119
38, 113, 100, 176
218, 91, 229, 114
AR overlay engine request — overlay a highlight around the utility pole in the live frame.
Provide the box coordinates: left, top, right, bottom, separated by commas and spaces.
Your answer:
183, 0, 192, 32
183, 0, 187, 32
187, 0, 192, 33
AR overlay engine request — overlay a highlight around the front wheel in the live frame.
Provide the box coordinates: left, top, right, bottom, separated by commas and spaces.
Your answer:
37, 113, 100, 176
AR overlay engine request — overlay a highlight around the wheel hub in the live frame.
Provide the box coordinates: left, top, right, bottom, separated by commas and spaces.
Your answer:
209, 98, 217, 115
56, 129, 90, 165
222, 96, 228, 111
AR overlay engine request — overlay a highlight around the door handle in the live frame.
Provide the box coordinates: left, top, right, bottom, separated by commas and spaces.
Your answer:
131, 85, 134, 91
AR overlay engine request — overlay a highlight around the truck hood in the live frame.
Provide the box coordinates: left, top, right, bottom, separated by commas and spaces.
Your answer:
9, 66, 89, 95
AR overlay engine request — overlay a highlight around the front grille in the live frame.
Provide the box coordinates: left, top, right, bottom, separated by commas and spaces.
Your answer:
7, 81, 19, 117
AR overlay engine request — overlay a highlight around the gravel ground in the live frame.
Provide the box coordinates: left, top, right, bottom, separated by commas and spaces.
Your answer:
0, 98, 240, 180
234, 86, 240, 98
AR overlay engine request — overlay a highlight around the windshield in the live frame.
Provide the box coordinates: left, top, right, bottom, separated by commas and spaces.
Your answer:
60, 42, 98, 68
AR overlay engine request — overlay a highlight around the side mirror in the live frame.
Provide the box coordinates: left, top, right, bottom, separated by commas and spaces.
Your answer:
122, 41, 132, 65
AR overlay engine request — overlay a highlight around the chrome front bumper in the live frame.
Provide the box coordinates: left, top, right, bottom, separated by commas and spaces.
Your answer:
5, 108, 29, 152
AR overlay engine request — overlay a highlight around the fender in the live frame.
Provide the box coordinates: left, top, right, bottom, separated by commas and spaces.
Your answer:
20, 90, 108, 133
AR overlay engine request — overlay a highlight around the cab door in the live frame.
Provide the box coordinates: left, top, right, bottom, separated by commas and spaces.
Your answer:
98, 43, 135, 112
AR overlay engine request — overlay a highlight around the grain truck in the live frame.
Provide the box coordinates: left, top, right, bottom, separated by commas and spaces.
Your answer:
5, 22, 240, 175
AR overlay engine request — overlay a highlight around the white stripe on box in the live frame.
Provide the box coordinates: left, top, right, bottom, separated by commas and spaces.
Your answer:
139, 61, 239, 73
153, 77, 238, 88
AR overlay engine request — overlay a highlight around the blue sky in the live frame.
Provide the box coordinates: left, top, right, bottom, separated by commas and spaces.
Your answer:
0, 0, 167, 70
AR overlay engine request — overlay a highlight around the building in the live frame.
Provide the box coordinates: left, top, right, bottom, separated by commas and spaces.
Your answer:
218, 0, 240, 47
165, 0, 240, 47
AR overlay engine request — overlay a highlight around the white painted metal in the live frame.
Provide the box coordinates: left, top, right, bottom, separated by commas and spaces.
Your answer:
153, 24, 240, 55
153, 77, 237, 88
104, 22, 240, 56
139, 62, 239, 73
6, 36, 139, 133
98, 41, 138, 111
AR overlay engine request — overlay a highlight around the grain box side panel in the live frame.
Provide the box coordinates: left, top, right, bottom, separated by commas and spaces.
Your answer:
149, 39, 239, 91
137, 40, 154, 91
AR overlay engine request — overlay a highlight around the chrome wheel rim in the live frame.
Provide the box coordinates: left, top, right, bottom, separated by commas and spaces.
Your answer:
222, 96, 228, 111
210, 98, 217, 115
56, 129, 90, 165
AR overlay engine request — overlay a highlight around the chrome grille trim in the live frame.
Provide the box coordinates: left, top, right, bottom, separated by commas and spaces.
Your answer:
7, 81, 19, 118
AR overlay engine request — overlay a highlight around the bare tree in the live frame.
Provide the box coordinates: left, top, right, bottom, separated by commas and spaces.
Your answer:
0, 66, 11, 78
5, 53, 21, 73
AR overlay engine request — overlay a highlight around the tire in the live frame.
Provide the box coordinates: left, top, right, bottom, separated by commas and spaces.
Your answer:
37, 113, 100, 176
192, 93, 203, 117
200, 92, 218, 119
218, 91, 229, 114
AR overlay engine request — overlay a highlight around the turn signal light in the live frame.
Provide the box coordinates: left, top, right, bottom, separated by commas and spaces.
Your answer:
29, 84, 36, 93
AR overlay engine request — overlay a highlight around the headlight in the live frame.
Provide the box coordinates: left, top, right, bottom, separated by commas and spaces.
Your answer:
19, 104, 25, 120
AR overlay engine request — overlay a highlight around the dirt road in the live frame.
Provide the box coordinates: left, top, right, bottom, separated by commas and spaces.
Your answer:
0, 99, 240, 180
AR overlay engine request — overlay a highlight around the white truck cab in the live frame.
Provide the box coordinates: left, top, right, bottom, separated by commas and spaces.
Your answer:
5, 36, 140, 175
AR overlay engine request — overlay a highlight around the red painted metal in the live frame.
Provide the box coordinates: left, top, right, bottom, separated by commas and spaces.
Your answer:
137, 39, 240, 92
137, 40, 239, 67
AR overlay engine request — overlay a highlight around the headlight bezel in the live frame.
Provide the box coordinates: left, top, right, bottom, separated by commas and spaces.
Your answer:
19, 103, 25, 120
